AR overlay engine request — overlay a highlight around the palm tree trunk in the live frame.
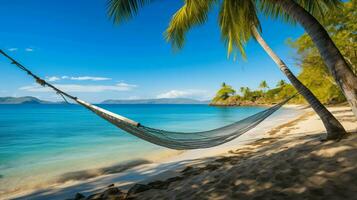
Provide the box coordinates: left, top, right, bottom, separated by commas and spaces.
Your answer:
270, 0, 357, 118
251, 27, 346, 140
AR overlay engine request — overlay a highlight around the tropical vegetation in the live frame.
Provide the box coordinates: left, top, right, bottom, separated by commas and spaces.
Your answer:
288, 0, 356, 104
214, 0, 356, 107
211, 79, 340, 106
211, 81, 288, 106
213, 0, 355, 107
259, 0, 357, 117
212, 83, 236, 103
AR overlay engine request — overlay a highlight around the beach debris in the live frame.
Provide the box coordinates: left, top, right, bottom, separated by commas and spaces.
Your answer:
102, 187, 125, 199
126, 176, 187, 198
74, 193, 85, 200
148, 180, 171, 190
181, 166, 193, 174
67, 187, 125, 200
85, 187, 125, 200
127, 184, 152, 195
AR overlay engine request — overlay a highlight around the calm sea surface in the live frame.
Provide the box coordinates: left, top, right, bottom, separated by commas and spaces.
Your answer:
0, 104, 274, 194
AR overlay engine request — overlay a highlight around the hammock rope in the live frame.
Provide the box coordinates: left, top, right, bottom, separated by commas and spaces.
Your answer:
0, 50, 296, 150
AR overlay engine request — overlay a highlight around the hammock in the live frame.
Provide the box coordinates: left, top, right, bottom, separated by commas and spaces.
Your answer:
0, 50, 295, 150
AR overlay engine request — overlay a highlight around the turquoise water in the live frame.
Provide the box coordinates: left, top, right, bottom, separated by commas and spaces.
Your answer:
0, 104, 267, 195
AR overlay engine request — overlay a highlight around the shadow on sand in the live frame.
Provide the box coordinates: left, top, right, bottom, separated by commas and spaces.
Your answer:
125, 132, 357, 200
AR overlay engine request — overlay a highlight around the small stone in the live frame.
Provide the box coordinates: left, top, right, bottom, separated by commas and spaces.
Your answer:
85, 193, 102, 200
310, 188, 325, 196
127, 184, 152, 195
181, 166, 193, 173
148, 180, 167, 189
205, 164, 220, 171
101, 187, 123, 198
85, 188, 124, 200
74, 193, 85, 200
167, 176, 184, 183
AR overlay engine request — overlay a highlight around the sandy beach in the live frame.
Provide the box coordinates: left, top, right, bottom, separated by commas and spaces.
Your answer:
5, 105, 357, 200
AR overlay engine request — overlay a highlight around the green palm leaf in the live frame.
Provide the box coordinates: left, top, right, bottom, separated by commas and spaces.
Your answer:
165, 0, 217, 50
218, 0, 261, 58
108, 0, 154, 24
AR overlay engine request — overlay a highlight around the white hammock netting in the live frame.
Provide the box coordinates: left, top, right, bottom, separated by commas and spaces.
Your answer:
76, 98, 291, 149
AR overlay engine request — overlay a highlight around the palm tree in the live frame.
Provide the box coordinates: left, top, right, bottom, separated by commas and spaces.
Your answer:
259, 80, 269, 92
251, 27, 345, 139
213, 82, 236, 101
239, 87, 246, 95
259, 0, 357, 117
240, 87, 250, 98
107, 0, 346, 139
276, 80, 287, 88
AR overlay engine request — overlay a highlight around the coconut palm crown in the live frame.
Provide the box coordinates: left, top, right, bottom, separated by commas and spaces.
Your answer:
107, 0, 342, 59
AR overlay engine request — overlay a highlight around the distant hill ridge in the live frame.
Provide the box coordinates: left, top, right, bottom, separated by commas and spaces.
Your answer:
101, 98, 209, 104
0, 96, 60, 104
0, 96, 209, 105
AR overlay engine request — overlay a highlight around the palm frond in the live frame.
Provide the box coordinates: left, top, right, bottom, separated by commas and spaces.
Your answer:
166, 0, 261, 59
107, 0, 154, 24
219, 0, 261, 58
256, 0, 343, 24
165, 0, 217, 50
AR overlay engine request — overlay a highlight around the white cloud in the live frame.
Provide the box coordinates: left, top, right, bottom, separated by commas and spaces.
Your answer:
116, 82, 135, 87
46, 76, 61, 82
46, 75, 112, 81
6, 48, 34, 52
25, 48, 34, 52
157, 89, 208, 99
8, 48, 18, 52
68, 76, 111, 81
19, 82, 137, 93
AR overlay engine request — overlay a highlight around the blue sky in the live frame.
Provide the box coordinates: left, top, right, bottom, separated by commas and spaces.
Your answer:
0, 0, 304, 103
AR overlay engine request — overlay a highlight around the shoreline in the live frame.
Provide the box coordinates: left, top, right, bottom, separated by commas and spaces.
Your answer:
3, 106, 304, 200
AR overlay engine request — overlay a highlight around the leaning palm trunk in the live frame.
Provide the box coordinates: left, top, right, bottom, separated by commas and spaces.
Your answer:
252, 27, 346, 139
270, 0, 357, 118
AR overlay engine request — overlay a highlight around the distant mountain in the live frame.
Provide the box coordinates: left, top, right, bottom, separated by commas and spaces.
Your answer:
0, 96, 62, 104
101, 98, 209, 104
0, 96, 209, 105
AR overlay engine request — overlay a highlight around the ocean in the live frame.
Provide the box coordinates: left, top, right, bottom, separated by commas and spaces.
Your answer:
0, 104, 288, 196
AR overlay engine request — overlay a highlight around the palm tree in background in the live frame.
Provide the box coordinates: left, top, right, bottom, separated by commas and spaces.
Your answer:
107, 0, 347, 139
276, 80, 287, 88
239, 87, 245, 95
213, 82, 236, 102
240, 87, 250, 97
259, 80, 269, 92
240, 87, 250, 96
